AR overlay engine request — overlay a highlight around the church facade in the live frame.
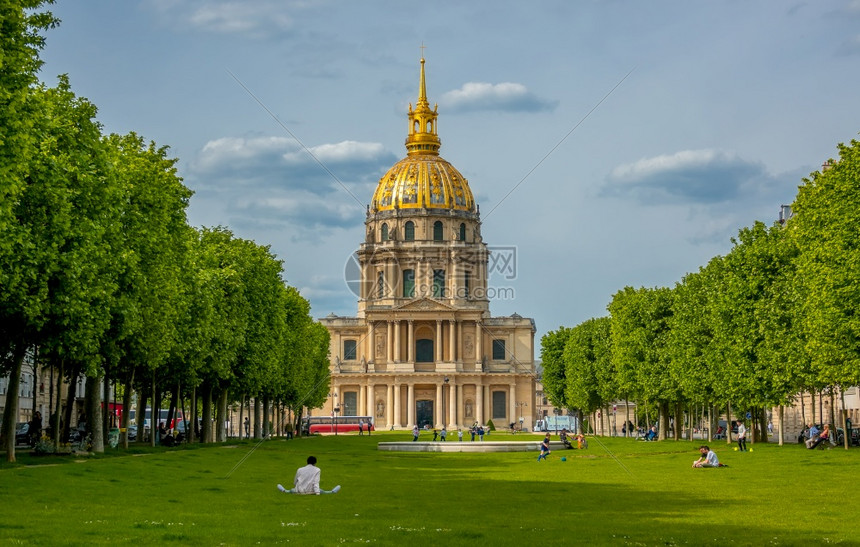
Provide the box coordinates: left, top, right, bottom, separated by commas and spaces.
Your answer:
318, 58, 536, 431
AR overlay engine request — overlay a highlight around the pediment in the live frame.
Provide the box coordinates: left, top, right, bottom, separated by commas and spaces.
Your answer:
395, 298, 457, 312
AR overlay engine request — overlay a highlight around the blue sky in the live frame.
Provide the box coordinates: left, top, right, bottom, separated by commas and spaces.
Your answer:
38, 1, 860, 342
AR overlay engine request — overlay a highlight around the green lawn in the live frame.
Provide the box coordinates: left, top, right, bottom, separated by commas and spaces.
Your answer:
1, 433, 857, 546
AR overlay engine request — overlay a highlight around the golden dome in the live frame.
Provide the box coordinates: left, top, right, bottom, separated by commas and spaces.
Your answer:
370, 58, 476, 214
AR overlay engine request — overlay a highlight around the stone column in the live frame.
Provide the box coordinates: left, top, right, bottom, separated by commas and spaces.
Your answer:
435, 320, 443, 362
407, 384, 415, 427
386, 384, 393, 429
369, 322, 376, 362
476, 382, 484, 425
407, 320, 415, 362
394, 382, 402, 428
475, 321, 483, 366
457, 321, 463, 364
393, 320, 401, 362
367, 384, 374, 422
436, 382, 443, 427
509, 384, 516, 425
449, 378, 456, 429
456, 382, 463, 427
359, 381, 366, 416
449, 320, 456, 362
386, 321, 393, 364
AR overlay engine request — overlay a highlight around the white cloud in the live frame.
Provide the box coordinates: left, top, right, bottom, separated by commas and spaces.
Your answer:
604, 149, 766, 204
440, 82, 556, 113
147, 0, 296, 37
190, 136, 396, 193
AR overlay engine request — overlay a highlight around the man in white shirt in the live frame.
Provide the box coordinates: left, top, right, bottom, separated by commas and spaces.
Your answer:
692, 445, 725, 468
277, 456, 341, 494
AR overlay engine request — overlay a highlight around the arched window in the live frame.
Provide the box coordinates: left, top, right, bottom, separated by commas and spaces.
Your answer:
381, 223, 389, 241
377, 271, 385, 299
433, 269, 445, 298
459, 223, 466, 242
433, 221, 443, 241
405, 221, 415, 241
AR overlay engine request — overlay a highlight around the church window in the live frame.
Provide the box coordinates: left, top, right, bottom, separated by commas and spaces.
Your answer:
492, 391, 507, 420
492, 339, 506, 360
343, 392, 357, 416
377, 271, 385, 299
433, 270, 445, 298
416, 339, 434, 362
459, 223, 466, 242
405, 221, 415, 241
433, 221, 443, 241
403, 269, 415, 298
343, 340, 357, 361
381, 223, 388, 241
463, 271, 471, 299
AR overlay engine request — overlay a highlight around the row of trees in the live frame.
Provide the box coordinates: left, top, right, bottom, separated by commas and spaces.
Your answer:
542, 138, 860, 447
1, 1, 330, 461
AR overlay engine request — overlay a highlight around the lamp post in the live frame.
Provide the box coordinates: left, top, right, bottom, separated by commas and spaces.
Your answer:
334, 406, 340, 436
515, 401, 528, 432
443, 377, 449, 430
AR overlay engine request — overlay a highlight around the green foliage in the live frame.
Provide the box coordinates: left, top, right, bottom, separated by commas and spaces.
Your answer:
539, 326, 572, 409
793, 140, 860, 388
486, 419, 495, 430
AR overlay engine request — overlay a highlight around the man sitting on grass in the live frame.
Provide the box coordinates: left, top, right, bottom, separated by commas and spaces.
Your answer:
277, 456, 341, 494
692, 445, 726, 468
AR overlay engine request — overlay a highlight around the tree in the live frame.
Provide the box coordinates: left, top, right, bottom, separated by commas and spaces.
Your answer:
793, 142, 860, 445
539, 327, 573, 411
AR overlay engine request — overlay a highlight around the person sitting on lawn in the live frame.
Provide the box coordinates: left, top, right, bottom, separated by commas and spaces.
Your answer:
278, 456, 341, 494
808, 424, 830, 449
560, 428, 573, 449
692, 445, 725, 468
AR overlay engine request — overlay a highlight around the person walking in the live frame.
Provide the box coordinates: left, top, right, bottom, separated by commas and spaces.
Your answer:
244, 417, 250, 439
736, 420, 747, 452
412, 425, 419, 442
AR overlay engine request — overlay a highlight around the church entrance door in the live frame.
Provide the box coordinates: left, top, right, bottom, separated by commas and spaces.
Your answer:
416, 400, 434, 429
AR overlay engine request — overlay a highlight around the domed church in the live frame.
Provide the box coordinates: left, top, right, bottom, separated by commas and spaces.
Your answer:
319, 57, 536, 432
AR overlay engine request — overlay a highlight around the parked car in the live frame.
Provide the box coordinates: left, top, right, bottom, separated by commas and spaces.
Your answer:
15, 422, 30, 446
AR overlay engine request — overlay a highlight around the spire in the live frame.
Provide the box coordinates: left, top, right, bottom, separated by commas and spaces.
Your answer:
406, 55, 440, 156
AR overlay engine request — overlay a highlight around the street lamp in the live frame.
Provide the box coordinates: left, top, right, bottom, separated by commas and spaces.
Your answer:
443, 377, 449, 430
515, 401, 528, 432
334, 406, 340, 436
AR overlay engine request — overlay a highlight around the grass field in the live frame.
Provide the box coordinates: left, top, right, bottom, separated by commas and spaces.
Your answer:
1, 432, 858, 546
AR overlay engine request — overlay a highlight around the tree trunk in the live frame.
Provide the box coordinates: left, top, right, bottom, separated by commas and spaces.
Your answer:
2, 345, 26, 463
189, 385, 197, 444
658, 402, 669, 441
150, 372, 158, 447
777, 405, 784, 446
726, 402, 734, 445
254, 397, 262, 439
135, 387, 147, 444
62, 368, 80, 444
238, 394, 246, 441
829, 387, 836, 427
85, 375, 104, 453
800, 391, 806, 428
263, 395, 271, 439
624, 399, 630, 438
202, 383, 213, 443
216, 387, 228, 442
52, 359, 64, 449
102, 365, 111, 445
121, 370, 133, 449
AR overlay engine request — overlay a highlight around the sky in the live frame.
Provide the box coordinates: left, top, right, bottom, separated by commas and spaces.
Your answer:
37, 0, 860, 344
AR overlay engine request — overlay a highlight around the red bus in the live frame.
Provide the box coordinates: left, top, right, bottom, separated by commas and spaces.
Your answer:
303, 416, 374, 435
